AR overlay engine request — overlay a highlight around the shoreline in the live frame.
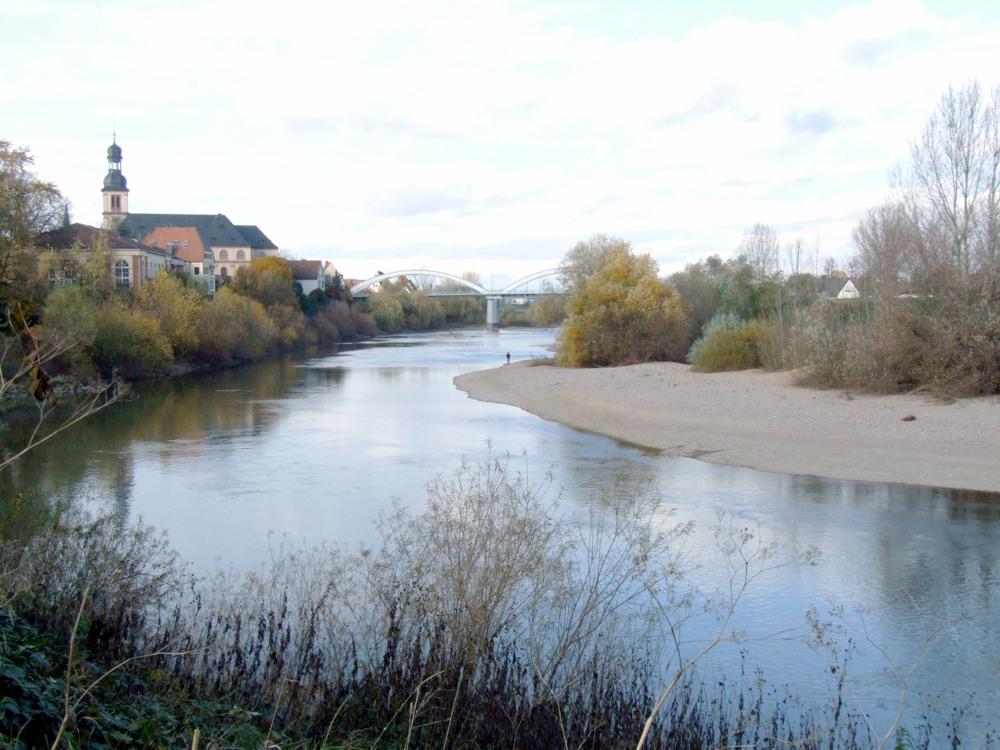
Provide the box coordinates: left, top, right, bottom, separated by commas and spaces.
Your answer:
455, 361, 1000, 494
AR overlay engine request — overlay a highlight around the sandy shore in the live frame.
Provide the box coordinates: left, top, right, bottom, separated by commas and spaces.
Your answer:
455, 361, 1000, 493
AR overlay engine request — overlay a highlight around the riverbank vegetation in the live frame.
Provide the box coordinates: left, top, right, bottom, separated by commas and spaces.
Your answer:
361, 279, 484, 333
359, 277, 566, 333
557, 81, 1000, 397
1, 458, 973, 749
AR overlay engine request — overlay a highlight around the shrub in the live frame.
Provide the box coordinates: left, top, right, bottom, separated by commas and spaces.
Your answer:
367, 292, 405, 333
89, 304, 173, 378
690, 319, 781, 372
136, 273, 202, 358
266, 302, 305, 349
800, 286, 1000, 396
685, 311, 743, 364
195, 288, 277, 364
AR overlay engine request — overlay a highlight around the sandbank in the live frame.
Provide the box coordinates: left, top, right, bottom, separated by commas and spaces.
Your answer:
455, 361, 1000, 493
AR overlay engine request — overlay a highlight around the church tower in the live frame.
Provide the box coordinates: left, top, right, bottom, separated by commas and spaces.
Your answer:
101, 137, 129, 231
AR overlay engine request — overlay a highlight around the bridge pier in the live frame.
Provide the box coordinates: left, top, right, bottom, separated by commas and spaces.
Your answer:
485, 296, 501, 328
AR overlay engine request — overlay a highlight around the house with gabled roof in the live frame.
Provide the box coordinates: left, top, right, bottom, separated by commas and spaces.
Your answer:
817, 275, 861, 300
287, 260, 326, 295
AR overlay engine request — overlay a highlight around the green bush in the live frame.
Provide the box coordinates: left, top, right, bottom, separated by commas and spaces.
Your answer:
690, 320, 779, 372
367, 292, 405, 333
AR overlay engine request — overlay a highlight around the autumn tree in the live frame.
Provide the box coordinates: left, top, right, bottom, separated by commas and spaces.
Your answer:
136, 273, 203, 357
557, 244, 688, 367
1, 141, 65, 326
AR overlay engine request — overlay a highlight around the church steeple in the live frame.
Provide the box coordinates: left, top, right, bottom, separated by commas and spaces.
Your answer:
101, 134, 129, 231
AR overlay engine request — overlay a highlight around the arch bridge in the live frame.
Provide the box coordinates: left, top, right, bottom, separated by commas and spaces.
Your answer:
350, 268, 566, 326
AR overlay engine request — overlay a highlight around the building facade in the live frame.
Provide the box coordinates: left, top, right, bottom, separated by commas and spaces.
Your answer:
36, 223, 182, 290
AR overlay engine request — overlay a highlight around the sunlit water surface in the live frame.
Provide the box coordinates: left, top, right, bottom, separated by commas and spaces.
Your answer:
6, 328, 998, 742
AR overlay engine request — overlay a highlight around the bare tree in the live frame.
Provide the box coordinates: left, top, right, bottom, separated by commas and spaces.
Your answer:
785, 237, 805, 278
898, 81, 1000, 278
852, 201, 921, 298
737, 223, 780, 283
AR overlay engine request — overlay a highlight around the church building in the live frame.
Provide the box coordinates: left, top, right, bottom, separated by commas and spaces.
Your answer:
99, 138, 280, 288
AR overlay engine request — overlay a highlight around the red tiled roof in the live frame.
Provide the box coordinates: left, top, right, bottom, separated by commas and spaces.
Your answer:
142, 227, 207, 263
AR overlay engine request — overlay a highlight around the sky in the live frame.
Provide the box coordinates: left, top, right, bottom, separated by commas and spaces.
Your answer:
4, 0, 1000, 287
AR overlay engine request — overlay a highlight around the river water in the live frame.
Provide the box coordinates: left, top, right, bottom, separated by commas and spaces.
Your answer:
4, 327, 998, 741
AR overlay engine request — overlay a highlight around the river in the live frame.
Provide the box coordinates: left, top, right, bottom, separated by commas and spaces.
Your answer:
4, 327, 998, 742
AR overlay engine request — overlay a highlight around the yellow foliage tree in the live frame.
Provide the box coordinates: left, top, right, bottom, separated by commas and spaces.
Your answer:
136, 273, 202, 357
250, 255, 293, 281
556, 247, 689, 367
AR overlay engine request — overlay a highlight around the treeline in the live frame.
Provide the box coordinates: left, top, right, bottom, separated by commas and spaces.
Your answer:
558, 80, 1000, 397
363, 279, 485, 332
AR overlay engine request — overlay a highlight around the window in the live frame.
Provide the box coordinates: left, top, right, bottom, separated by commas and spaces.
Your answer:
219, 249, 228, 261
194, 266, 201, 275
114, 260, 130, 287
110, 195, 120, 210
150, 240, 158, 247
220, 266, 229, 278
236, 249, 245, 261
184, 240, 190, 247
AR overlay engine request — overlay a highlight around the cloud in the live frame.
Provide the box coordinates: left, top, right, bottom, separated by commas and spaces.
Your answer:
785, 110, 838, 135
367, 185, 472, 217
284, 113, 449, 141
656, 79, 745, 127
843, 36, 895, 66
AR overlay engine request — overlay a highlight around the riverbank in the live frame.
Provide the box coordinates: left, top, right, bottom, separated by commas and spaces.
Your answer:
455, 361, 1000, 493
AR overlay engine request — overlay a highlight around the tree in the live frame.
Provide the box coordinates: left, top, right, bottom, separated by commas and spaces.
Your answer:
1, 141, 64, 327
737, 223, 780, 283
230, 256, 298, 311
852, 201, 921, 298
668, 258, 724, 342
250, 255, 293, 281
898, 80, 1000, 279
558, 234, 630, 291
195, 288, 277, 364
557, 246, 689, 367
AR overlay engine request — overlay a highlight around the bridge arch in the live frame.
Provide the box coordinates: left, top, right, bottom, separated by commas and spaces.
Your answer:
350, 270, 488, 297
498, 268, 564, 295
